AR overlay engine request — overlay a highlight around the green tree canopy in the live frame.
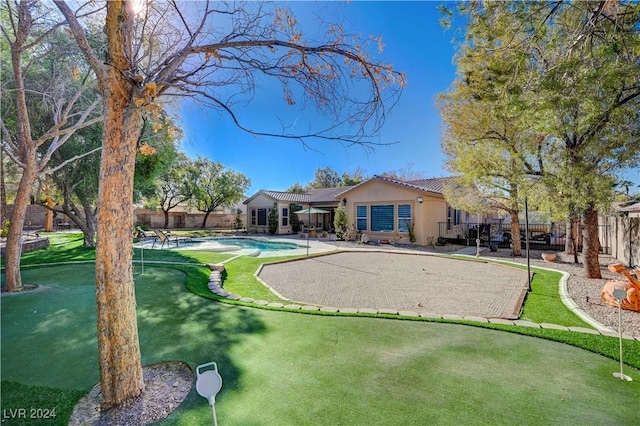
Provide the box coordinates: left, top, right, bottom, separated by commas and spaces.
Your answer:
308, 166, 343, 189
287, 182, 307, 193
441, 0, 640, 276
152, 153, 193, 229
189, 157, 251, 228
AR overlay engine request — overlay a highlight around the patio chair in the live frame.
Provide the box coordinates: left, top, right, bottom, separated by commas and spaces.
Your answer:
136, 227, 158, 243
152, 229, 193, 248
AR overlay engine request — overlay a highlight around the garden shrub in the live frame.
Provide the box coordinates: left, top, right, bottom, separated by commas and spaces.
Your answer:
290, 204, 302, 233
233, 208, 244, 229
334, 205, 348, 240
268, 204, 278, 234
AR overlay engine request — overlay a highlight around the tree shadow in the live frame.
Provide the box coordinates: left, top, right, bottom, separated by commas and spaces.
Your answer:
1, 263, 265, 405
134, 265, 266, 395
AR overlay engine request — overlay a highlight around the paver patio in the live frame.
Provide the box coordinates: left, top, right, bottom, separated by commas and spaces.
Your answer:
257, 251, 530, 318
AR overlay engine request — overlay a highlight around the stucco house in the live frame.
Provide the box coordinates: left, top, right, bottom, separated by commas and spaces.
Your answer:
244, 175, 496, 246
243, 187, 346, 235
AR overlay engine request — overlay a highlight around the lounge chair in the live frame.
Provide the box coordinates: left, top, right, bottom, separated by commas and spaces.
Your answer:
152, 229, 193, 248
136, 227, 158, 243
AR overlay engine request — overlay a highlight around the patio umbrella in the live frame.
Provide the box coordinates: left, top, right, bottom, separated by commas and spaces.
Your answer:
293, 207, 330, 256
294, 207, 331, 215
293, 207, 330, 228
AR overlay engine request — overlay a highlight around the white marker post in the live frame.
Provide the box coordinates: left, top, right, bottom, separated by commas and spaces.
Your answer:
611, 287, 632, 382
196, 362, 223, 425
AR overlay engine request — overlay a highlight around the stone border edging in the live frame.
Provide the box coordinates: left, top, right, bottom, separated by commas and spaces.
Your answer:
557, 269, 615, 332
207, 286, 639, 341
0, 237, 49, 257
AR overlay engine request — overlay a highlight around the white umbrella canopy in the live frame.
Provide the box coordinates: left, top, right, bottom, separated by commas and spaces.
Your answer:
293, 207, 331, 215
294, 207, 331, 226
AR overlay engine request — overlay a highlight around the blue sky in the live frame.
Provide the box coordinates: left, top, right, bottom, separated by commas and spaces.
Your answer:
179, 1, 457, 194
177, 1, 640, 196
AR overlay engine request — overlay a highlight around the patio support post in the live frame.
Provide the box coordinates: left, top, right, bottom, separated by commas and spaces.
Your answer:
307, 209, 310, 257
525, 196, 531, 290
476, 213, 481, 257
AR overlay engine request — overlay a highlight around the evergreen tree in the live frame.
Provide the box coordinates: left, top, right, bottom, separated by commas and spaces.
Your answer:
334, 204, 349, 240
268, 204, 279, 234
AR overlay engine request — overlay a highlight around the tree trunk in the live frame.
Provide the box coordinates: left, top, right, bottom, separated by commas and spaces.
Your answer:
61, 187, 98, 248
44, 197, 54, 232
4, 153, 38, 292
61, 202, 96, 248
509, 211, 522, 256
1, 151, 7, 225
94, 80, 144, 409
163, 209, 170, 229
566, 216, 581, 264
83, 205, 97, 248
202, 210, 212, 228
55, 0, 147, 409
582, 203, 601, 279
565, 221, 572, 254
4, 13, 39, 292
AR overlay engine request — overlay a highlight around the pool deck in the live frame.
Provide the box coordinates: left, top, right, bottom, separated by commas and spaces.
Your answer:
133, 235, 340, 257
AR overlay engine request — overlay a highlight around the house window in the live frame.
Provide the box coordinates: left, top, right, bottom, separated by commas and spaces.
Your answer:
398, 204, 411, 233
371, 205, 394, 233
447, 206, 461, 229
257, 208, 267, 226
282, 207, 289, 227
251, 209, 256, 226
356, 205, 367, 231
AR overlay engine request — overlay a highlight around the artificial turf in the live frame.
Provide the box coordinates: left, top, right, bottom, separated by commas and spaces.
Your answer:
2, 262, 639, 425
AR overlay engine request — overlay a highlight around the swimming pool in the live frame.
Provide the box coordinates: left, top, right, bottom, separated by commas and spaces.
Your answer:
136, 235, 334, 257
206, 237, 300, 252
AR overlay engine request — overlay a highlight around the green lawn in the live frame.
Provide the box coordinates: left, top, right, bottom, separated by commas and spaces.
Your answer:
2, 233, 639, 424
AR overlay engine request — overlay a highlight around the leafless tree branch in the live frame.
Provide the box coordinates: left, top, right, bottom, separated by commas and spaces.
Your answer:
42, 146, 101, 176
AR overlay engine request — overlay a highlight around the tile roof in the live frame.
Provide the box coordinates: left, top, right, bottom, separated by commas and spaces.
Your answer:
258, 190, 310, 203
244, 187, 355, 204
246, 176, 454, 204
336, 175, 453, 196
405, 176, 453, 194
308, 187, 354, 203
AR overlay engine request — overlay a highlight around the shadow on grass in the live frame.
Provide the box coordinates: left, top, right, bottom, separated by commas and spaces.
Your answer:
1, 263, 265, 422
134, 265, 266, 393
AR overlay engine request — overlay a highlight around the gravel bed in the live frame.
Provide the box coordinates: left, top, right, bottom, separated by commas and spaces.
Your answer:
258, 251, 529, 318
69, 361, 193, 426
481, 249, 639, 340
330, 241, 639, 339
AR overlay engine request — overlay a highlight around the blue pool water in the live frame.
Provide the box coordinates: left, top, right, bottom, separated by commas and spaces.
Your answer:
208, 237, 299, 252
